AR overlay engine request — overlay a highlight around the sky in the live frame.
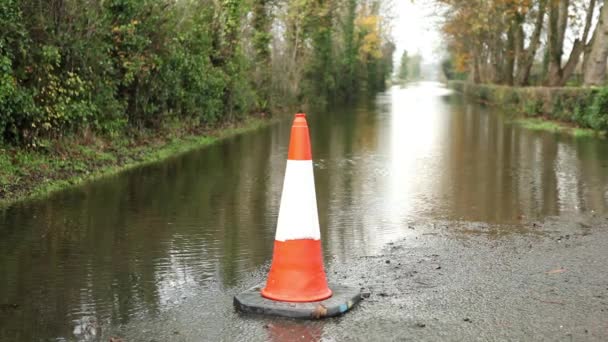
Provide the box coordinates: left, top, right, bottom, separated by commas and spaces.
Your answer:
391, 1, 442, 64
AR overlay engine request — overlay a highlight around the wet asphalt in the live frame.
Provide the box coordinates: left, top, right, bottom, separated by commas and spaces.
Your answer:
102, 214, 608, 341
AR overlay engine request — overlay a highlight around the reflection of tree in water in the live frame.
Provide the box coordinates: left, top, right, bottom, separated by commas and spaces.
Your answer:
442, 102, 557, 222
313, 104, 382, 259
0, 126, 286, 340
440, 101, 608, 224
3, 93, 608, 340
571, 139, 608, 212
216, 132, 276, 286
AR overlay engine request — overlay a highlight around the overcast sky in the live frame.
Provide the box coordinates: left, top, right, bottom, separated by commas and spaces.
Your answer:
392, 1, 441, 64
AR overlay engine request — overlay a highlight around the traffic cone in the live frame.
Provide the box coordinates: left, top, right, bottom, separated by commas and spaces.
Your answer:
234, 113, 361, 317
260, 113, 333, 302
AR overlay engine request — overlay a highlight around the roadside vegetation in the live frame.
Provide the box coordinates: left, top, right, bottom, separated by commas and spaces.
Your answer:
0, 117, 274, 206
397, 50, 423, 84
437, 0, 608, 133
448, 80, 608, 134
0, 0, 395, 204
511, 118, 599, 137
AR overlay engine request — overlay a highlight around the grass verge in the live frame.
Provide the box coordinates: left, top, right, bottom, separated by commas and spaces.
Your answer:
0, 115, 277, 208
510, 118, 605, 138
447, 81, 608, 138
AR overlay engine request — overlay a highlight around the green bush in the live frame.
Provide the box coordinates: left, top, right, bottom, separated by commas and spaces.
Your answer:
1, 0, 392, 146
586, 87, 608, 131
0, 0, 35, 144
0, 0, 258, 146
522, 97, 543, 117
449, 81, 607, 131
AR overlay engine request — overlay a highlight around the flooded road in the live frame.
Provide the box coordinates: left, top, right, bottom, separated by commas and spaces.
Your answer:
1, 82, 608, 340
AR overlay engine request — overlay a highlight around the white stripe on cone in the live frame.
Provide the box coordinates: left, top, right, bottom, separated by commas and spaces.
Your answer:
275, 160, 321, 242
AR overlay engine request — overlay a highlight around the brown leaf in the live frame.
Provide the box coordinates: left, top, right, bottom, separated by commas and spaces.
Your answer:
545, 268, 566, 274
312, 304, 328, 319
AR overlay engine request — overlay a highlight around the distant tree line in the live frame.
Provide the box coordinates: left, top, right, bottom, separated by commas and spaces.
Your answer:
397, 50, 422, 83
437, 0, 608, 87
0, 0, 395, 146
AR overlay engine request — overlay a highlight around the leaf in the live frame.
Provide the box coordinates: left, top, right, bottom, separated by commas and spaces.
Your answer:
545, 268, 566, 274
312, 304, 327, 319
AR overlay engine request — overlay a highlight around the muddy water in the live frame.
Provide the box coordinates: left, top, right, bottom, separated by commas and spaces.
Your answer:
1, 82, 608, 340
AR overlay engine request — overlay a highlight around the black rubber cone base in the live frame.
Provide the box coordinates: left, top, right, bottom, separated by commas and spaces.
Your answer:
234, 284, 361, 319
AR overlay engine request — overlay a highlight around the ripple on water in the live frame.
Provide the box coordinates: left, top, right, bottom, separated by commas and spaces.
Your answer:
2, 83, 608, 340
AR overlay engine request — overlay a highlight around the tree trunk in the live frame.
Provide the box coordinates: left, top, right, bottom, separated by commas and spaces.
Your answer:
503, 21, 517, 85
559, 0, 595, 85
516, 0, 547, 86
560, 40, 585, 86
584, 5, 608, 85
583, 28, 597, 73
490, 32, 503, 84
547, 0, 569, 86
253, 0, 272, 112
471, 47, 481, 84
515, 21, 524, 71
341, 0, 357, 99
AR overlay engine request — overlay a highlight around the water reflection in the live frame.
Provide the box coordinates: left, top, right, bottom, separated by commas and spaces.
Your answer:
266, 321, 324, 342
0, 128, 290, 340
439, 97, 608, 222
1, 82, 608, 340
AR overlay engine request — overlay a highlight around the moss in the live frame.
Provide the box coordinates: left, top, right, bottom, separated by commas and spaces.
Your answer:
0, 115, 276, 208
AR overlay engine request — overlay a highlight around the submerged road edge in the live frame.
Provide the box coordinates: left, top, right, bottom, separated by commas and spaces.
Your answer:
0, 116, 280, 209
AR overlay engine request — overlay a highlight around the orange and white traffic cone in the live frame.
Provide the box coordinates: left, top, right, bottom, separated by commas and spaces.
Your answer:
261, 113, 333, 302
234, 113, 360, 318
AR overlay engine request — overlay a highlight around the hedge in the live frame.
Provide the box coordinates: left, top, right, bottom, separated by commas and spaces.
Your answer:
447, 81, 608, 131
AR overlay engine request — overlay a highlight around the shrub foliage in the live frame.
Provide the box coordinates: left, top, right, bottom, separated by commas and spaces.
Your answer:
448, 81, 608, 131
0, 0, 395, 146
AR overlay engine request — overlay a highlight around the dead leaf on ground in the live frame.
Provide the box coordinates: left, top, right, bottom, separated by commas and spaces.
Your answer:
312, 304, 327, 319
545, 268, 567, 274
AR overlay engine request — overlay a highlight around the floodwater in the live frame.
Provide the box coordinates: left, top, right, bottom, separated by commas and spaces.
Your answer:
1, 82, 608, 340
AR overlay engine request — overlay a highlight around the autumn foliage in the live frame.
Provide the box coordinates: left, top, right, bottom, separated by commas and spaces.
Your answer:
438, 0, 608, 87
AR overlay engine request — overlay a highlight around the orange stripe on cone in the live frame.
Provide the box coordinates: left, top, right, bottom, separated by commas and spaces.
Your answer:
261, 240, 332, 302
261, 113, 332, 302
287, 113, 312, 161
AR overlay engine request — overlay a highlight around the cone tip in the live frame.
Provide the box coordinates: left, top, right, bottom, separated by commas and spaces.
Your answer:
295, 113, 306, 118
